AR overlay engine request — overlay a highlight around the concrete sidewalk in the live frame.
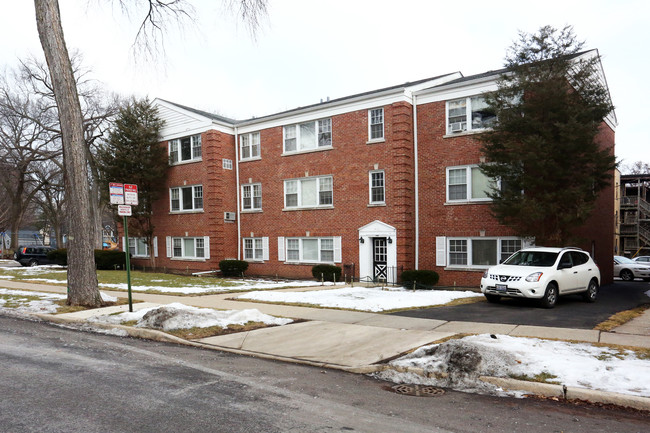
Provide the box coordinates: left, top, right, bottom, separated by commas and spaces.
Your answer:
3, 278, 650, 411
4, 279, 650, 367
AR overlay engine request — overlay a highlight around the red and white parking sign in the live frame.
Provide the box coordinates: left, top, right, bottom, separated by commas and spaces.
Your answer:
124, 184, 138, 206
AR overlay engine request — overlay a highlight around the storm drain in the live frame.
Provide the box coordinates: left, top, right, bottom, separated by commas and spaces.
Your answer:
389, 384, 445, 397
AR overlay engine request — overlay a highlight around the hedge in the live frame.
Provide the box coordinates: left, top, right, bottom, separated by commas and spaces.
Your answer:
219, 259, 249, 277
46, 249, 126, 270
311, 264, 342, 282
401, 270, 440, 289
47, 249, 68, 266
95, 250, 126, 270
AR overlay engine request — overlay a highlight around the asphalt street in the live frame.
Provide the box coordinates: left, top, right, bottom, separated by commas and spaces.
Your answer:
392, 281, 650, 329
2, 315, 649, 433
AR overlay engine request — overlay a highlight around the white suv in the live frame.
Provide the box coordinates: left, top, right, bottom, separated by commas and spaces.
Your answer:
480, 247, 600, 308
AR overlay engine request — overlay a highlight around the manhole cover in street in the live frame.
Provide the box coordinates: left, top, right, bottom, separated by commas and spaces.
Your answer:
390, 384, 445, 397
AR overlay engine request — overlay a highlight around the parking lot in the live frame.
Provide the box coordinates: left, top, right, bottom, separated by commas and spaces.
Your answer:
392, 281, 650, 329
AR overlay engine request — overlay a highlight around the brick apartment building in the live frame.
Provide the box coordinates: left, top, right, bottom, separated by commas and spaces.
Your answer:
124, 50, 616, 285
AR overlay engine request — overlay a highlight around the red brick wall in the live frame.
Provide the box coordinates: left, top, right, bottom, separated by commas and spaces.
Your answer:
128, 129, 238, 272
239, 102, 415, 279
571, 123, 616, 284
416, 100, 616, 286
417, 100, 517, 287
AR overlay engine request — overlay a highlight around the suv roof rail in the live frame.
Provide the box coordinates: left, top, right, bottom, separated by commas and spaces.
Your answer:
560, 246, 583, 251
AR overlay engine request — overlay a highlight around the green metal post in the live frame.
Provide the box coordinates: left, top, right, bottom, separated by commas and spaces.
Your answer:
123, 215, 133, 312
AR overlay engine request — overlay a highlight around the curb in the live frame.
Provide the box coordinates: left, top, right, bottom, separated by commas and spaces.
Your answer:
480, 376, 650, 412
33, 313, 385, 374
29, 312, 650, 411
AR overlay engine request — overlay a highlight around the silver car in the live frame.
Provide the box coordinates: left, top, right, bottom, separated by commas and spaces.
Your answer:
614, 256, 650, 281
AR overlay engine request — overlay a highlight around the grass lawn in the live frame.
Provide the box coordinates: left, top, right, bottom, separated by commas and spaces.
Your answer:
0, 267, 244, 294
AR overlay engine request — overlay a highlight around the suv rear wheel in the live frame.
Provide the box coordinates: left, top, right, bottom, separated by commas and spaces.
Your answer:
28, 259, 39, 267
540, 283, 558, 309
582, 279, 598, 303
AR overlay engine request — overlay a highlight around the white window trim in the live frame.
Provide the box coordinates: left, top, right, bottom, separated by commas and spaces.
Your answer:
368, 108, 385, 143
243, 237, 269, 262
279, 236, 342, 264
439, 236, 523, 269
169, 135, 202, 164
241, 183, 262, 212
445, 96, 494, 135
126, 237, 150, 258
170, 185, 204, 213
369, 170, 386, 205
240, 132, 261, 161
445, 165, 495, 204
282, 118, 333, 154
283, 175, 333, 210
166, 236, 210, 261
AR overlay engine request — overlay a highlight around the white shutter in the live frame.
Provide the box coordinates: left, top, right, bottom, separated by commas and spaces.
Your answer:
122, 237, 126, 252
262, 237, 269, 261
204, 236, 210, 259
166, 236, 172, 258
436, 236, 447, 267
277, 237, 285, 261
333, 236, 342, 263
153, 237, 158, 258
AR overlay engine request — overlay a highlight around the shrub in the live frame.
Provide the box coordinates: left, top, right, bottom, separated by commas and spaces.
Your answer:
401, 270, 440, 289
219, 259, 249, 277
312, 264, 342, 282
94, 249, 126, 270
47, 249, 68, 266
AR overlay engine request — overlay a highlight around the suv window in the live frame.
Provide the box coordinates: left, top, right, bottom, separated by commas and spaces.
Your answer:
503, 251, 558, 267
559, 252, 573, 267
570, 251, 589, 266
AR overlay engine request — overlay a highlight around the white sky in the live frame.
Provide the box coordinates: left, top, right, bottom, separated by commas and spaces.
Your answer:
1, 0, 647, 166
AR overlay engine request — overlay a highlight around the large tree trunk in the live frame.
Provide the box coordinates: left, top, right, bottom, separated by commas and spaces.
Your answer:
34, 0, 101, 307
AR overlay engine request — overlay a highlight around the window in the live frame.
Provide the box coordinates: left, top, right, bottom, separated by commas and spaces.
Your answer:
500, 239, 522, 262
128, 238, 149, 257
169, 135, 202, 163
283, 118, 332, 153
283, 237, 337, 263
369, 108, 384, 140
222, 159, 233, 170
446, 166, 494, 202
169, 237, 208, 259
242, 183, 262, 211
369, 170, 385, 204
442, 237, 523, 268
284, 176, 333, 209
244, 238, 263, 261
170, 185, 203, 212
240, 132, 261, 160
447, 96, 496, 134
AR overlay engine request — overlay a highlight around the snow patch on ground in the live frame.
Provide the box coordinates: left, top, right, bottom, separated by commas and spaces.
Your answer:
88, 302, 293, 331
376, 334, 650, 397
237, 286, 482, 311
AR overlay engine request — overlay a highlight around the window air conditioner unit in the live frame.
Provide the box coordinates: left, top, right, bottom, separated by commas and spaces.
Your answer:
224, 212, 236, 221
450, 122, 464, 133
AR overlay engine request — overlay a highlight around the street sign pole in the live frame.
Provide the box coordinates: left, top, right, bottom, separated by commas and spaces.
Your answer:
123, 214, 133, 313
111, 182, 136, 313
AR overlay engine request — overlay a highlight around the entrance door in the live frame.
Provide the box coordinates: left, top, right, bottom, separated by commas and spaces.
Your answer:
373, 237, 388, 282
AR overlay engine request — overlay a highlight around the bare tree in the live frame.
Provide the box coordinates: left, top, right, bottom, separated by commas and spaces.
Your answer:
33, 159, 66, 248
0, 78, 59, 250
33, 0, 268, 307
18, 55, 122, 250
622, 160, 650, 175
